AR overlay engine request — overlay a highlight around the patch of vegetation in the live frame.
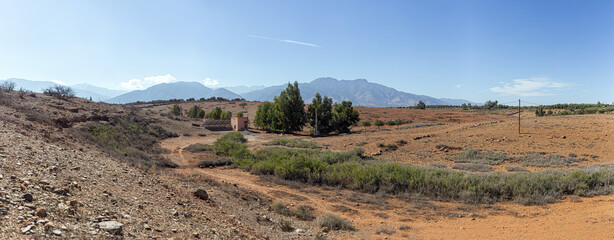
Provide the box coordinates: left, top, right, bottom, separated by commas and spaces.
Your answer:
316, 214, 355, 231
451, 148, 511, 165
452, 149, 587, 167
0, 80, 16, 91
205, 106, 232, 120
264, 138, 321, 149
218, 132, 614, 205
278, 219, 294, 232
395, 122, 445, 130
377, 143, 397, 151
376, 227, 396, 235
76, 117, 178, 170
387, 118, 403, 126
195, 159, 232, 168
213, 132, 247, 156
518, 154, 586, 167
271, 201, 315, 221
452, 163, 493, 172
506, 166, 528, 172
170, 104, 182, 116
374, 119, 385, 130
183, 143, 213, 153
187, 105, 205, 118
43, 85, 75, 99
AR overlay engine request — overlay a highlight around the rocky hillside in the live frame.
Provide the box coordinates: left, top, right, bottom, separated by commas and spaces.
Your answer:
0, 91, 301, 239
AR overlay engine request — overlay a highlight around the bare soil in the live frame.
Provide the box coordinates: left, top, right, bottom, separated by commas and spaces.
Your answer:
2, 93, 613, 239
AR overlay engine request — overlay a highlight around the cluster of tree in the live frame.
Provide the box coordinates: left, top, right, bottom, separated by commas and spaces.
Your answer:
187, 105, 206, 118
132, 96, 247, 105
205, 106, 232, 120
254, 82, 360, 134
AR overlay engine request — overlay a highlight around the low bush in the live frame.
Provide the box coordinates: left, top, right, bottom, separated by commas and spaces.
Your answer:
195, 159, 232, 168
213, 132, 247, 156
452, 149, 587, 167
183, 143, 213, 153
264, 138, 321, 149
452, 163, 493, 172
43, 85, 75, 99
217, 132, 614, 205
506, 166, 528, 172
316, 214, 355, 231
451, 148, 510, 165
271, 201, 315, 221
278, 220, 294, 232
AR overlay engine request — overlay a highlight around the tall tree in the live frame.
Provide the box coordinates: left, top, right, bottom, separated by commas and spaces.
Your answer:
273, 82, 306, 133
331, 101, 360, 133
307, 93, 333, 135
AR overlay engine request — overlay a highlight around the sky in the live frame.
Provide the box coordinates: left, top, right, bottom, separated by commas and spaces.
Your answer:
0, 0, 613, 104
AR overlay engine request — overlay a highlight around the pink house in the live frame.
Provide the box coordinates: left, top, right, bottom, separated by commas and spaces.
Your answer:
231, 117, 249, 131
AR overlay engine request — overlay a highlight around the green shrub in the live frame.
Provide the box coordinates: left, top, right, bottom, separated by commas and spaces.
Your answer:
264, 138, 321, 149
316, 214, 355, 231
170, 104, 182, 116
187, 105, 205, 118
213, 132, 247, 156
183, 143, 213, 153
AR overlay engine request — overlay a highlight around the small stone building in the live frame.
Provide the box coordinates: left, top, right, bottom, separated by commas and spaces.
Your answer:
231, 117, 248, 131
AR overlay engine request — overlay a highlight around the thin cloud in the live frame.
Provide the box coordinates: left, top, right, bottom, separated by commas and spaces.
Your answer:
455, 84, 462, 89
202, 77, 220, 86
247, 35, 320, 48
490, 77, 570, 96
120, 74, 176, 90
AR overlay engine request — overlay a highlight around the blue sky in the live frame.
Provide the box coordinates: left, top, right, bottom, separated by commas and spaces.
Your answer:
1, 0, 612, 104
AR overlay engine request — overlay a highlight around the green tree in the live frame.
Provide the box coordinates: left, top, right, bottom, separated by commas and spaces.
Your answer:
236, 112, 244, 117
331, 101, 360, 133
307, 92, 333, 135
170, 104, 182, 116
374, 119, 384, 130
254, 101, 275, 130
220, 111, 232, 120
416, 100, 426, 109
484, 100, 498, 109
206, 107, 223, 119
273, 82, 306, 133
187, 105, 205, 118
461, 103, 468, 110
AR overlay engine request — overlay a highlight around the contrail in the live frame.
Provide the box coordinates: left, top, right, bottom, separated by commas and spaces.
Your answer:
246, 35, 320, 48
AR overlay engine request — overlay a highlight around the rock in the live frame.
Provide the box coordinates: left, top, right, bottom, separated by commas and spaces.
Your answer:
193, 189, 209, 200
23, 193, 33, 202
295, 228, 305, 234
69, 200, 80, 208
192, 231, 200, 238
97, 221, 124, 235
52, 229, 62, 236
36, 208, 47, 218
144, 224, 151, 230
21, 224, 34, 234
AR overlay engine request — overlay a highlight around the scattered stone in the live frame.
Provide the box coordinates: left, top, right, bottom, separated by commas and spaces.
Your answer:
192, 231, 200, 238
144, 224, 151, 230
97, 221, 124, 235
21, 224, 34, 234
36, 208, 47, 218
23, 193, 33, 202
52, 229, 62, 236
194, 189, 209, 201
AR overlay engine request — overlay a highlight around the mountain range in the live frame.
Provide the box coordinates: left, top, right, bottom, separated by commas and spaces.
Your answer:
1, 77, 480, 106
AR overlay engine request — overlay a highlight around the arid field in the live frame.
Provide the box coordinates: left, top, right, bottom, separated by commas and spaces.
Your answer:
1, 92, 613, 239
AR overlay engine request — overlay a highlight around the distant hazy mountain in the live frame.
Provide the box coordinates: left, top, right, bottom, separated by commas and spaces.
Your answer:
0, 78, 128, 101
241, 78, 458, 107
105, 81, 242, 104
71, 83, 127, 100
3, 78, 58, 92
438, 98, 482, 106
221, 85, 266, 94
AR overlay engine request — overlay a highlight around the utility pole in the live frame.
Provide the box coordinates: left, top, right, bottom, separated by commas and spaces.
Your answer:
518, 99, 521, 134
